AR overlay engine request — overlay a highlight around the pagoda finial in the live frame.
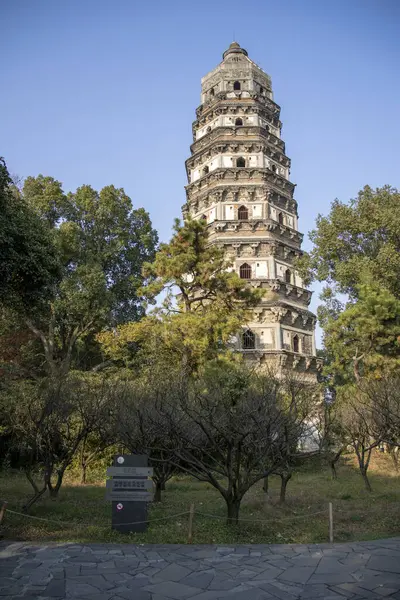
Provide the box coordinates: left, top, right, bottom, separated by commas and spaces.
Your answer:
223, 41, 248, 60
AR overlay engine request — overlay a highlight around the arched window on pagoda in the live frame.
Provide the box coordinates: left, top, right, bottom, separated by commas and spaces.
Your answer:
210, 88, 214, 96
207, 126, 211, 133
235, 117, 243, 126
236, 156, 245, 168
293, 335, 300, 353
242, 329, 255, 350
202, 165, 209, 176
233, 81, 241, 91
285, 269, 291, 284
240, 263, 252, 279
201, 214, 207, 221
238, 205, 248, 220
278, 212, 284, 225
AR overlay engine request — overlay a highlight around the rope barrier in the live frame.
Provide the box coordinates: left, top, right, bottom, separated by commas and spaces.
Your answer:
195, 509, 328, 523
4, 505, 330, 528
3, 501, 396, 530
5, 507, 191, 529
332, 507, 400, 517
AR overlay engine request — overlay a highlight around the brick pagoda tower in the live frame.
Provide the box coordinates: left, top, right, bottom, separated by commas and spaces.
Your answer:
184, 42, 320, 373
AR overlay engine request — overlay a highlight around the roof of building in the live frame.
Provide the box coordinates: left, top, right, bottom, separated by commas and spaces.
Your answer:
222, 41, 248, 60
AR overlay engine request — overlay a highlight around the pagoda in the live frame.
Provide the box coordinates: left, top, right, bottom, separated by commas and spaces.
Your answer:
184, 42, 321, 373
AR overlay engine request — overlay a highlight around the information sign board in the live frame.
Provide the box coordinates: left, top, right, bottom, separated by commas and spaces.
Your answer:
107, 454, 153, 533
106, 491, 153, 502
106, 479, 153, 491
106, 466, 153, 477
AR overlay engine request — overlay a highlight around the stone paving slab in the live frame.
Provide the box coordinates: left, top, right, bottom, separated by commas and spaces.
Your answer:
1, 538, 400, 599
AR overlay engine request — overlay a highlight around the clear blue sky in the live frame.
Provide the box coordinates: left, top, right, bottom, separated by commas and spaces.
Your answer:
2, 0, 399, 346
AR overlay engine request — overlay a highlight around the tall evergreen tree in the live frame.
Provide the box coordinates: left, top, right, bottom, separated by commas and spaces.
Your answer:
99, 218, 262, 375
299, 186, 400, 379
0, 159, 60, 312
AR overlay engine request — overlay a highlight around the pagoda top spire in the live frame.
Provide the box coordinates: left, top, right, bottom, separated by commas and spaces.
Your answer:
222, 41, 248, 60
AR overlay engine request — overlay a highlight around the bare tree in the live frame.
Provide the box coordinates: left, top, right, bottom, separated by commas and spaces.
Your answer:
112, 386, 178, 502
3, 374, 116, 510
337, 388, 381, 492
360, 375, 400, 471
147, 364, 316, 524
313, 396, 346, 480
262, 373, 320, 504
323, 376, 400, 491
363, 376, 400, 445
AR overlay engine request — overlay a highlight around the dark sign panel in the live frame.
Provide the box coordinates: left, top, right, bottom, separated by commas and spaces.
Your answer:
106, 466, 153, 477
106, 491, 153, 502
107, 454, 153, 533
106, 479, 153, 491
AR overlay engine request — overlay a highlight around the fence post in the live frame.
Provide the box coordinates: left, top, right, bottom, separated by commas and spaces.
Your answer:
0, 501, 8, 527
187, 503, 195, 544
328, 502, 333, 543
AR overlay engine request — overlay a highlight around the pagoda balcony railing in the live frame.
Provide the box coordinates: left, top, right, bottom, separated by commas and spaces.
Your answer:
190, 125, 285, 155
258, 342, 275, 350
241, 279, 313, 306
195, 93, 281, 121
186, 167, 295, 196
282, 343, 313, 354
207, 218, 304, 245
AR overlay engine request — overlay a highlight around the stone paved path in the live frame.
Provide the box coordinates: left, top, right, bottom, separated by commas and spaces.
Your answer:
1, 539, 400, 599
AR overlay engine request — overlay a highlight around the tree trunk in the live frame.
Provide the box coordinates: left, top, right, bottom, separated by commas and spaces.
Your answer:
389, 448, 399, 472
355, 446, 373, 492
151, 460, 174, 500
81, 462, 87, 485
23, 471, 47, 512
263, 476, 269, 493
226, 498, 241, 525
279, 472, 292, 504
47, 471, 64, 498
154, 481, 163, 503
329, 449, 342, 480
23, 487, 47, 512
80, 438, 87, 484
360, 468, 372, 492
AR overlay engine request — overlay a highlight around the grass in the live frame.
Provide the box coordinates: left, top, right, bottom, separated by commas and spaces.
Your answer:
1, 452, 399, 545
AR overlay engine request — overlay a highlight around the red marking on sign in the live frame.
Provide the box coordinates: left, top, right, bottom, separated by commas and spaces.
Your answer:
117, 503, 123, 511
